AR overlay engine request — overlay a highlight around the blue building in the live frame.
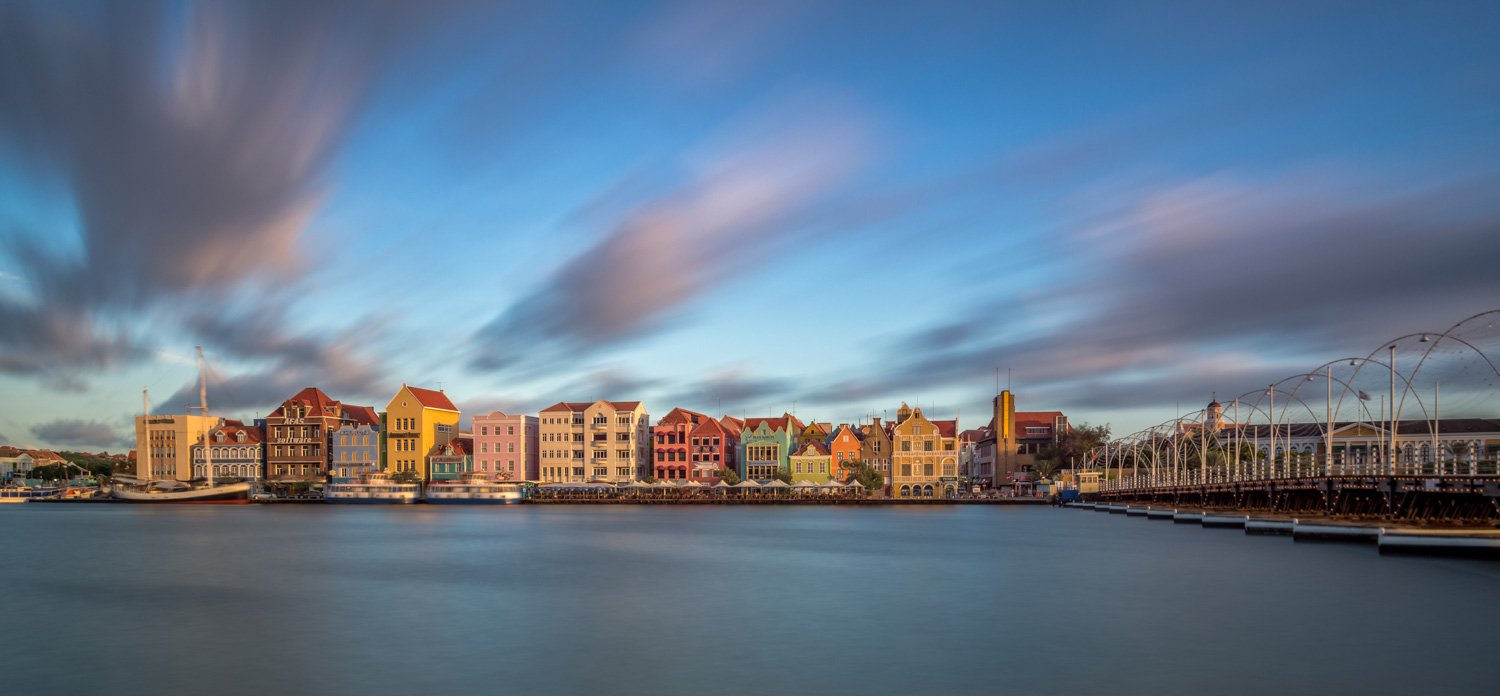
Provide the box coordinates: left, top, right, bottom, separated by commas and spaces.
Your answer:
331, 406, 381, 482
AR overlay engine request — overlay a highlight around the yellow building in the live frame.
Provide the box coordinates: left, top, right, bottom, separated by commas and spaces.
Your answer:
538, 400, 651, 483
890, 403, 959, 498
135, 414, 219, 481
384, 384, 460, 481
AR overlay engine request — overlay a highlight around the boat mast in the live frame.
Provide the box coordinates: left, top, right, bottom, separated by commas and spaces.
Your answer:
142, 388, 152, 481
197, 345, 214, 488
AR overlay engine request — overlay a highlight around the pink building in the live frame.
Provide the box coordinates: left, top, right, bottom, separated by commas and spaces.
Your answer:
471, 412, 538, 481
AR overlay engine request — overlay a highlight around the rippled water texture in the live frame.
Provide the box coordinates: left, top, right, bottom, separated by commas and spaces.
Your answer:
3, 504, 1497, 695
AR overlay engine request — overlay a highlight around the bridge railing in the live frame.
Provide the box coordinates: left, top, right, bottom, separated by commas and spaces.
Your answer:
1096, 452, 1498, 492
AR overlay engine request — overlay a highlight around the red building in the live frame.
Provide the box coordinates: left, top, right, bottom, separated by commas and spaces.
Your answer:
687, 416, 742, 483
653, 408, 708, 480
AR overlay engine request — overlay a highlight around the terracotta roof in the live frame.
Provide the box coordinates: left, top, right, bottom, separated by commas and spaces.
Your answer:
658, 407, 708, 427
342, 404, 380, 427
794, 441, 830, 456
540, 400, 643, 413
690, 417, 734, 439
931, 419, 958, 439
269, 387, 341, 419
429, 436, 473, 457
407, 386, 458, 412
203, 420, 265, 445
959, 428, 991, 443
743, 413, 800, 433
718, 416, 745, 436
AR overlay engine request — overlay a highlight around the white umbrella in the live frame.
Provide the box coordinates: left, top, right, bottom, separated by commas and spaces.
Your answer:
763, 479, 791, 489
732, 479, 761, 488
712, 480, 732, 488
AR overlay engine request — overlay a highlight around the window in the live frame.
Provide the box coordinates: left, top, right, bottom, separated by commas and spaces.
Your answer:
481, 426, 489, 436
924, 441, 933, 452
507, 426, 515, 435
923, 463, 934, 477
507, 443, 515, 453
902, 441, 911, 452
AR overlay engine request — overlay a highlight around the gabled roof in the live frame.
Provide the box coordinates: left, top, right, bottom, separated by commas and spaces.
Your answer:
658, 407, 708, 427
406, 385, 458, 412
269, 387, 341, 419
793, 440, 830, 456
959, 428, 989, 443
429, 436, 473, 457
744, 413, 801, 434
718, 416, 745, 436
690, 417, 731, 438
829, 424, 864, 445
342, 405, 380, 427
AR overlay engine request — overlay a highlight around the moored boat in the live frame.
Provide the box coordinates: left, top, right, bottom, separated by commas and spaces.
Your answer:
110, 476, 251, 504
0, 484, 63, 503
424, 475, 531, 504
324, 475, 420, 504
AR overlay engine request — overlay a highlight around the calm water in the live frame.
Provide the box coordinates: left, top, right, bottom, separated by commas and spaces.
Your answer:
3, 504, 1497, 695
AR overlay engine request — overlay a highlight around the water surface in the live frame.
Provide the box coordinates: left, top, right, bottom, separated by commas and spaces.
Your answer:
3, 504, 1496, 695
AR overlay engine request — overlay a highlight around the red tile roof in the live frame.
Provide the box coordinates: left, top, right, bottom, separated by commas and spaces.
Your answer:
204, 420, 265, 445
718, 416, 745, 436
657, 407, 708, 427
794, 441, 830, 456
269, 387, 340, 419
407, 386, 458, 412
429, 436, 473, 457
931, 419, 958, 439
540, 400, 643, 413
690, 417, 734, 439
743, 413, 801, 433
342, 404, 381, 427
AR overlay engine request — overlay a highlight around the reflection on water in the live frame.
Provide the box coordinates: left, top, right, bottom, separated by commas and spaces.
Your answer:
3, 505, 1497, 695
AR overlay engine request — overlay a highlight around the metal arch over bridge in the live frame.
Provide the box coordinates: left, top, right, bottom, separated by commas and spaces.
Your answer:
1082, 310, 1500, 524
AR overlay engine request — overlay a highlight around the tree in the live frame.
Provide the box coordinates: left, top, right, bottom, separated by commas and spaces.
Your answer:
389, 470, 420, 484
851, 461, 885, 495
1039, 422, 1111, 471
716, 467, 741, 485
641, 473, 657, 484
773, 467, 792, 484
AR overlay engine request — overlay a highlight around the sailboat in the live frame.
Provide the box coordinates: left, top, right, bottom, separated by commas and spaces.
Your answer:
111, 346, 251, 504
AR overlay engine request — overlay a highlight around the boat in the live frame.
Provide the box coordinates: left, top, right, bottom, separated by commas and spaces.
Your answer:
324, 474, 421, 504
111, 346, 249, 504
0, 483, 63, 503
424, 474, 531, 504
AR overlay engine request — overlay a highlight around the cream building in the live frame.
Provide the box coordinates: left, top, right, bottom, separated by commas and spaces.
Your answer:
538, 400, 651, 483
135, 414, 219, 481
890, 403, 959, 498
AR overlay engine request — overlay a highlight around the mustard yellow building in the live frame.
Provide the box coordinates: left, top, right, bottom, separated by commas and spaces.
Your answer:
135, 413, 219, 481
890, 403, 959, 498
384, 384, 460, 481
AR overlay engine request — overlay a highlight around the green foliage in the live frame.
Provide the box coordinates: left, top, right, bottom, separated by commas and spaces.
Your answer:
1039, 422, 1111, 470
388, 470, 420, 484
773, 467, 792, 484
716, 467, 741, 485
851, 461, 885, 494
641, 474, 657, 484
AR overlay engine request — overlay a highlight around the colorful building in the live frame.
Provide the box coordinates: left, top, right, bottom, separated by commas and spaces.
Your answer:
859, 417, 894, 484
687, 416, 742, 483
739, 413, 803, 481
653, 408, 709, 480
264, 387, 351, 481
890, 403, 959, 498
799, 421, 829, 446
789, 440, 833, 483
537, 400, 651, 483
331, 406, 381, 482
190, 419, 264, 481
135, 413, 218, 481
384, 384, 461, 481
428, 436, 474, 480
472, 411, 539, 481
828, 424, 864, 482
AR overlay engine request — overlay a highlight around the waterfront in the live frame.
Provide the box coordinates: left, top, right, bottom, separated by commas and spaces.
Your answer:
3, 505, 1498, 695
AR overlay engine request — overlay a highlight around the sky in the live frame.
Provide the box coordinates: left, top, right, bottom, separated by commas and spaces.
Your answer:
1, 0, 1498, 451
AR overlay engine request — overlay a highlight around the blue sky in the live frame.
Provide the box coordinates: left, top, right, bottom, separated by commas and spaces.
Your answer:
2, 0, 1498, 450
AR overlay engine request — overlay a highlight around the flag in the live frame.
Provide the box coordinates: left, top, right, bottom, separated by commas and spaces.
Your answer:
1357, 390, 1371, 401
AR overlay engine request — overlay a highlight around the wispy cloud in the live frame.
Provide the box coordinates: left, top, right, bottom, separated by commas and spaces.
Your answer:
469, 97, 879, 373
31, 418, 127, 449
0, 1, 452, 389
